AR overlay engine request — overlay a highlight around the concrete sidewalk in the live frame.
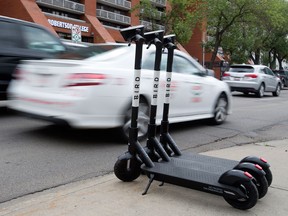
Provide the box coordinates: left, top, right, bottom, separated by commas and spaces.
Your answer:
0, 140, 287, 216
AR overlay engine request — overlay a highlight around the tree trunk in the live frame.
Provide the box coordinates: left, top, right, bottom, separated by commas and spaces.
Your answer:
254, 48, 261, 64
249, 52, 255, 64
277, 57, 283, 70
269, 49, 276, 69
209, 35, 221, 69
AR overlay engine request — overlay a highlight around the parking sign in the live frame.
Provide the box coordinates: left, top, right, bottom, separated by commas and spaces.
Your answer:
72, 25, 81, 42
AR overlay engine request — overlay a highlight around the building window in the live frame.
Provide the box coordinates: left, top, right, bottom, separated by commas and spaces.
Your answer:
39, 6, 81, 20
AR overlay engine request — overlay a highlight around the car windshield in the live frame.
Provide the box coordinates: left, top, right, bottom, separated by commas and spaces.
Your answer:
85, 45, 131, 62
229, 66, 255, 73
276, 71, 288, 75
57, 44, 125, 60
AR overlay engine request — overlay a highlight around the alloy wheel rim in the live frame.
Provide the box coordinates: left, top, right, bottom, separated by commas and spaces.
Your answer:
123, 102, 149, 138
215, 98, 227, 122
260, 85, 264, 97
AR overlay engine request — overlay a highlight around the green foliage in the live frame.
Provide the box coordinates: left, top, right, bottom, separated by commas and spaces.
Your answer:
132, 0, 163, 29
204, 0, 288, 67
132, 0, 288, 68
165, 0, 205, 44
131, 0, 204, 44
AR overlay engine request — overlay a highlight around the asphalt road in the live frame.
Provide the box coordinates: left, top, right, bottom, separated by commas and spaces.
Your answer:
1, 90, 288, 204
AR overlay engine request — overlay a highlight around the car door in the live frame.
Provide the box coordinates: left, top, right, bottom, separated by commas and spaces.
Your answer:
21, 24, 66, 55
168, 54, 214, 117
264, 67, 278, 91
0, 20, 22, 100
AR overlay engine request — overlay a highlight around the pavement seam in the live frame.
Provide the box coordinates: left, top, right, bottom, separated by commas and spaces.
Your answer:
270, 186, 288, 192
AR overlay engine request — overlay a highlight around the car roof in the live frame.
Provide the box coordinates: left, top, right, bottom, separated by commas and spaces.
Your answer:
83, 43, 206, 71
0, 15, 44, 28
230, 64, 266, 68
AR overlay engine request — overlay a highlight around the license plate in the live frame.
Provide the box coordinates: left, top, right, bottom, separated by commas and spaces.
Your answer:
33, 74, 53, 87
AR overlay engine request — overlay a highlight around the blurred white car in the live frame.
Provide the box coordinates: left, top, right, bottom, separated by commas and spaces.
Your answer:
8, 44, 232, 140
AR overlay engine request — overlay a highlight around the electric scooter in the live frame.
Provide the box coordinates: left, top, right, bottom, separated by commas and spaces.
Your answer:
114, 26, 272, 210
152, 35, 272, 200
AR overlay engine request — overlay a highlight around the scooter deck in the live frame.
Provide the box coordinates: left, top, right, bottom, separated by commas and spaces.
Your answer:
173, 152, 239, 169
142, 157, 237, 195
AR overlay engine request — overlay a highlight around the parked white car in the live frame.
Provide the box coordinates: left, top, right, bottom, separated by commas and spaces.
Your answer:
222, 64, 281, 97
8, 44, 232, 140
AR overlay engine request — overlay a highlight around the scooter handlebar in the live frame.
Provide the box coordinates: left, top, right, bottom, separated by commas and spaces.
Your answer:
144, 30, 164, 49
120, 25, 145, 43
163, 34, 176, 49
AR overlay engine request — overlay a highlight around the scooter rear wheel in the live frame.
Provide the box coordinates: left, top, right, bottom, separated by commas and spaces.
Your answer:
263, 167, 273, 186
233, 167, 268, 199
252, 175, 268, 199
114, 158, 141, 182
223, 181, 258, 210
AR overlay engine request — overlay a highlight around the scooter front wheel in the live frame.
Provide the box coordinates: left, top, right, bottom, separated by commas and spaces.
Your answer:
223, 181, 258, 210
114, 158, 141, 182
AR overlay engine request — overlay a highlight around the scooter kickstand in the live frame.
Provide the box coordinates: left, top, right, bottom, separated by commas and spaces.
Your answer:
142, 174, 155, 195
159, 181, 164, 187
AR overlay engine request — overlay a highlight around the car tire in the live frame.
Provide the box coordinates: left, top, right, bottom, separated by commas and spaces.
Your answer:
210, 94, 228, 125
256, 84, 265, 98
282, 79, 287, 88
280, 79, 285, 89
272, 84, 281, 97
120, 97, 149, 142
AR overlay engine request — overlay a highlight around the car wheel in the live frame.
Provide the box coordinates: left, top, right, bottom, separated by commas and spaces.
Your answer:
272, 84, 281, 97
282, 79, 287, 88
121, 98, 149, 142
256, 84, 265, 98
280, 79, 285, 89
210, 94, 228, 125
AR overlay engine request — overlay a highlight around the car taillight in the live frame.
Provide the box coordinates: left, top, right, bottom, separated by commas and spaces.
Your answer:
244, 74, 258, 79
64, 73, 107, 87
222, 72, 230, 77
13, 68, 25, 80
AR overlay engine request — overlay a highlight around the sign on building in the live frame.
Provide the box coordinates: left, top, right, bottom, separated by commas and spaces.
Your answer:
72, 25, 81, 43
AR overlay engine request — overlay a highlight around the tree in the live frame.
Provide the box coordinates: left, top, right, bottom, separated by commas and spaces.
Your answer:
265, 0, 288, 69
203, 0, 264, 67
132, 0, 205, 44
133, 0, 288, 69
204, 0, 288, 67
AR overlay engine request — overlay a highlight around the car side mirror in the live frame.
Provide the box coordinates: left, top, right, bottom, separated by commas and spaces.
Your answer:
206, 69, 215, 77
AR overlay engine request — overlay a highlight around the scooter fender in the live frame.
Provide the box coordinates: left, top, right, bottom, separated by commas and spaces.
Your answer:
219, 169, 253, 185
240, 156, 270, 169
118, 151, 142, 164
118, 151, 133, 161
234, 162, 266, 177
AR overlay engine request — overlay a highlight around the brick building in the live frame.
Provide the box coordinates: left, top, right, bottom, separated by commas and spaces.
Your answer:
0, 0, 222, 77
